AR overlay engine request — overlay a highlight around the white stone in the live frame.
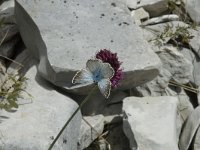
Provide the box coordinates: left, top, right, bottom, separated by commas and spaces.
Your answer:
131, 7, 149, 25
126, 0, 169, 17
179, 106, 200, 150
78, 115, 105, 150
0, 51, 82, 150
123, 96, 179, 150
185, 0, 200, 24
157, 45, 193, 84
15, 0, 161, 95
141, 14, 179, 26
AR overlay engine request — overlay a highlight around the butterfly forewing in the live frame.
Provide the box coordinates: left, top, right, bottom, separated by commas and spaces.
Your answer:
98, 78, 111, 99
72, 69, 94, 84
86, 59, 102, 74
99, 63, 114, 79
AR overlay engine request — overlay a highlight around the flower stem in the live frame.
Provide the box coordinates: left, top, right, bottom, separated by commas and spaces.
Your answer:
48, 85, 98, 150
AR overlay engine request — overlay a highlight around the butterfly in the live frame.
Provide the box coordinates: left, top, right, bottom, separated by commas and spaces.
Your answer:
72, 59, 114, 98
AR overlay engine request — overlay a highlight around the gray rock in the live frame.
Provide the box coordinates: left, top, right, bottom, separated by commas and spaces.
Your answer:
179, 106, 200, 150
123, 96, 179, 150
194, 126, 200, 150
180, 47, 200, 86
141, 14, 179, 26
188, 27, 200, 58
0, 0, 15, 24
132, 67, 171, 96
0, 51, 82, 150
0, 36, 19, 58
157, 46, 193, 84
131, 7, 149, 25
78, 115, 105, 150
185, 0, 200, 24
126, 0, 169, 17
15, 0, 161, 95
0, 24, 18, 43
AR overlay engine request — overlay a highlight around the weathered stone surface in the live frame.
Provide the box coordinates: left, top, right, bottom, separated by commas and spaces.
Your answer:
123, 96, 179, 150
180, 47, 200, 86
78, 115, 105, 150
194, 126, 200, 150
185, 0, 200, 24
188, 27, 200, 58
15, 0, 161, 95
132, 67, 171, 96
0, 51, 82, 150
131, 7, 149, 25
0, 0, 15, 24
179, 106, 200, 150
157, 46, 193, 84
126, 0, 169, 17
141, 14, 179, 26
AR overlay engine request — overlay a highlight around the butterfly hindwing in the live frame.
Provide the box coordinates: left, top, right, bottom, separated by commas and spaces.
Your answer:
98, 78, 111, 99
72, 69, 94, 84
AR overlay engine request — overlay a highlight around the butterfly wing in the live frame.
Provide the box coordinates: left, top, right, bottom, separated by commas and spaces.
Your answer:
99, 63, 114, 79
87, 59, 114, 79
72, 69, 94, 84
98, 78, 111, 99
86, 59, 102, 74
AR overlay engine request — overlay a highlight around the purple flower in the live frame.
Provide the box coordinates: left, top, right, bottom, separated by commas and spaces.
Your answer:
96, 49, 123, 88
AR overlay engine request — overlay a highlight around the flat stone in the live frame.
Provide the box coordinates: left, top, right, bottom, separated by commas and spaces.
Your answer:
0, 50, 82, 150
126, 0, 169, 17
15, 0, 161, 95
141, 14, 179, 26
78, 115, 105, 150
123, 96, 179, 150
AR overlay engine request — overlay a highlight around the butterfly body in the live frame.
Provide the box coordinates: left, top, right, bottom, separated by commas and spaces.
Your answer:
72, 59, 114, 98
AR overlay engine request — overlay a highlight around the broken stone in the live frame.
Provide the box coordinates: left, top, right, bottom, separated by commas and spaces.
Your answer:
194, 126, 200, 150
131, 7, 149, 25
141, 14, 179, 26
126, 0, 169, 17
15, 0, 161, 95
180, 47, 200, 86
179, 106, 200, 150
123, 96, 179, 150
157, 45, 193, 84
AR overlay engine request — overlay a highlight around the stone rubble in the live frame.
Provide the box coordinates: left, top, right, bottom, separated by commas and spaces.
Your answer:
0, 0, 200, 149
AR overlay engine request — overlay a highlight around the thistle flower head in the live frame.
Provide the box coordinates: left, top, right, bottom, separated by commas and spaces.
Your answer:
96, 49, 123, 88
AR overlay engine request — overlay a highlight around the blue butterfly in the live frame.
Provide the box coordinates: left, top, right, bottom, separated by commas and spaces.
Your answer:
72, 59, 114, 98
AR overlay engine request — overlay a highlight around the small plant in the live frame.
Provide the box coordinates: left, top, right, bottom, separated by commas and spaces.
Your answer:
149, 24, 192, 47
0, 74, 29, 110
